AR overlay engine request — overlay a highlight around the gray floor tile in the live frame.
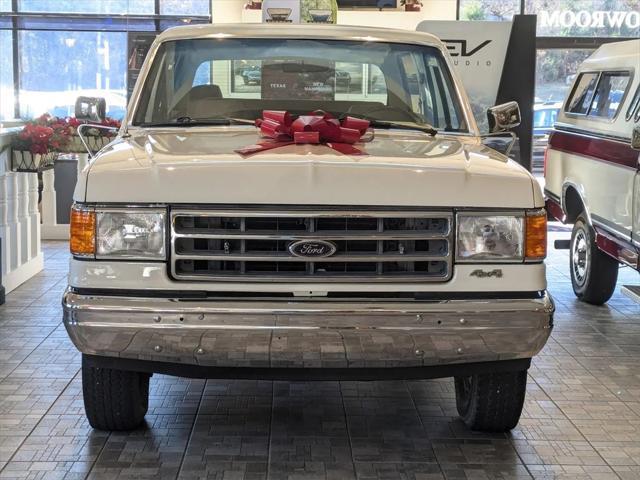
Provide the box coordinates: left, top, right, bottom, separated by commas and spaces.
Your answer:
1, 235, 639, 479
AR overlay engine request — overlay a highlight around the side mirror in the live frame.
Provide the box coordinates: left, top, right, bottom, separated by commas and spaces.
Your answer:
632, 125, 640, 151
487, 101, 521, 133
75, 96, 106, 122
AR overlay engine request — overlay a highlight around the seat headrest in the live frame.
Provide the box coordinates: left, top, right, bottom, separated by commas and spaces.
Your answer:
189, 84, 223, 100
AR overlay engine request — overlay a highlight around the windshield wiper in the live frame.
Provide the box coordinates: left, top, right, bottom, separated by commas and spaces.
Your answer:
139, 116, 254, 128
365, 119, 438, 136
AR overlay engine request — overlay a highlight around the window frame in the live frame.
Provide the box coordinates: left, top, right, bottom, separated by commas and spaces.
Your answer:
564, 69, 634, 123
625, 84, 640, 123
587, 71, 632, 120
564, 71, 600, 116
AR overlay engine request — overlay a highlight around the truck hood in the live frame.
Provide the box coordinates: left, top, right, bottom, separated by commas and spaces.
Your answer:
78, 127, 542, 208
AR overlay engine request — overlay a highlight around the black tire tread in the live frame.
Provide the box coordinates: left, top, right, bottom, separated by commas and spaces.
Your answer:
82, 356, 149, 431
455, 370, 527, 432
571, 216, 618, 305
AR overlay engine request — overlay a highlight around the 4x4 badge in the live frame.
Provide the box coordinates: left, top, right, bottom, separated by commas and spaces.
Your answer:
470, 269, 503, 278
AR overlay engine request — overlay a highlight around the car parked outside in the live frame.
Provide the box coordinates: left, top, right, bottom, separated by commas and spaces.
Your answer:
532, 102, 561, 173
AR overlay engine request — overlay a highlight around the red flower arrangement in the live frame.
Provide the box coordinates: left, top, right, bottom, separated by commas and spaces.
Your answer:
12, 113, 72, 155
11, 114, 122, 171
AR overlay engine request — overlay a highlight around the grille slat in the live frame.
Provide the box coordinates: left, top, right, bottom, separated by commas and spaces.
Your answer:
171, 209, 453, 283
174, 231, 450, 240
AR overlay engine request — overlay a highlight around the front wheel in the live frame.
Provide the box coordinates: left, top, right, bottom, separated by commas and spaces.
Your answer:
82, 356, 150, 431
454, 370, 527, 432
570, 216, 618, 305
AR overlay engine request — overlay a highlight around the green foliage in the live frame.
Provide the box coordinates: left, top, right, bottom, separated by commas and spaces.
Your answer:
301, 0, 338, 23
461, 1, 487, 20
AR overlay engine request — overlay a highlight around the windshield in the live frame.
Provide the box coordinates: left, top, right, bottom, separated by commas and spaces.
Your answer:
132, 38, 468, 132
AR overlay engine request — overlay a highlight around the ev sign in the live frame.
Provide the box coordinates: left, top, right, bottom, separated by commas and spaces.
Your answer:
417, 20, 512, 111
445, 40, 492, 58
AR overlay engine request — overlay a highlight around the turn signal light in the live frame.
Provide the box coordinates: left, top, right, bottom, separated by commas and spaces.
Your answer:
525, 209, 547, 261
70, 206, 96, 257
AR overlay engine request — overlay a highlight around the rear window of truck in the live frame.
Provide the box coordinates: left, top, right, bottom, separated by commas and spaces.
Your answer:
566, 71, 631, 120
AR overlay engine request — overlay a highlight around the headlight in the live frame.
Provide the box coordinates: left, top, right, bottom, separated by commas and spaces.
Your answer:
96, 209, 166, 260
456, 214, 524, 262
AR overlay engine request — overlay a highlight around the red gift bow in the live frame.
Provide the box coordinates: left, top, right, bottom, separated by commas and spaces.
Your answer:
234, 110, 371, 156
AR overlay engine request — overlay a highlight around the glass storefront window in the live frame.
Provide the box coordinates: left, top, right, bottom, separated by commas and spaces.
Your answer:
527, 0, 640, 37
18, 31, 127, 119
0, 30, 14, 120
0, 0, 10, 11
160, 0, 210, 15
18, 0, 155, 14
459, 0, 520, 21
535, 49, 595, 104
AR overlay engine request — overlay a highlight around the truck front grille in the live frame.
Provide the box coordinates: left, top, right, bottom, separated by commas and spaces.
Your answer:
170, 208, 453, 282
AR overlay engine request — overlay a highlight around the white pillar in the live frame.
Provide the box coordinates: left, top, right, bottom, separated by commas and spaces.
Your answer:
27, 173, 40, 259
0, 140, 43, 294
40, 168, 57, 229
6, 171, 20, 271
0, 170, 9, 280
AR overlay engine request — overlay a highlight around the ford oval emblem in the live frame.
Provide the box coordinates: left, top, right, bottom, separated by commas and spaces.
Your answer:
288, 240, 337, 258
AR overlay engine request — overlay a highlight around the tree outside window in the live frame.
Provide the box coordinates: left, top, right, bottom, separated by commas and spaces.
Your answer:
459, 0, 520, 21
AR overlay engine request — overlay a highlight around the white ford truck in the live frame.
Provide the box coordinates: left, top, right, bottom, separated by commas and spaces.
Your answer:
64, 24, 554, 432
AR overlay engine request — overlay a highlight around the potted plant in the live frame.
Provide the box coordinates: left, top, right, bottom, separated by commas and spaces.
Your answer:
401, 0, 422, 11
11, 114, 71, 172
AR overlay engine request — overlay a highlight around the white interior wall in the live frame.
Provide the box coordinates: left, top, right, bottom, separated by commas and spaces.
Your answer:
211, 0, 458, 26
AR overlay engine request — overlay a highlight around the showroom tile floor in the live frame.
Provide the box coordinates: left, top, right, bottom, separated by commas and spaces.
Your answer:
1, 229, 639, 480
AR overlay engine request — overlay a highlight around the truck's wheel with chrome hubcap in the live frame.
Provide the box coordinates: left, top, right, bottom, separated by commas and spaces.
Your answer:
570, 215, 618, 305
454, 370, 527, 432
82, 355, 150, 431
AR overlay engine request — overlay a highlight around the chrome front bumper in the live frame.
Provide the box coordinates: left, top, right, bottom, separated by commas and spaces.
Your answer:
63, 289, 554, 370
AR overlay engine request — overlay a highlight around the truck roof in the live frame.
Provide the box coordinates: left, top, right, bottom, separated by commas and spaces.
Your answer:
580, 39, 640, 71
157, 23, 445, 49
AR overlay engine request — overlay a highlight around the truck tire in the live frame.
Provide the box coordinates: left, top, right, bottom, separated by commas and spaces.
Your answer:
82, 356, 150, 431
570, 215, 618, 305
454, 370, 527, 432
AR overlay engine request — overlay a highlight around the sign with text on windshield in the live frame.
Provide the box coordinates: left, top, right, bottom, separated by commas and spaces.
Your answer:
261, 60, 336, 100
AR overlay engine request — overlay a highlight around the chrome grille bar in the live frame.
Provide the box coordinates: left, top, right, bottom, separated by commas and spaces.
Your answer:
173, 232, 450, 240
170, 208, 454, 283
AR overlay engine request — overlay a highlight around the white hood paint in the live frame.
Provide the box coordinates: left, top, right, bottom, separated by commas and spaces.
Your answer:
77, 127, 543, 208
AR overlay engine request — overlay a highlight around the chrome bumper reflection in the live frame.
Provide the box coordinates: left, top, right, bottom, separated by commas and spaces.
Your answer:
62, 289, 554, 369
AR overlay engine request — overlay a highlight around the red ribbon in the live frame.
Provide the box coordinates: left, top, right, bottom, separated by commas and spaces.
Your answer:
234, 110, 371, 156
